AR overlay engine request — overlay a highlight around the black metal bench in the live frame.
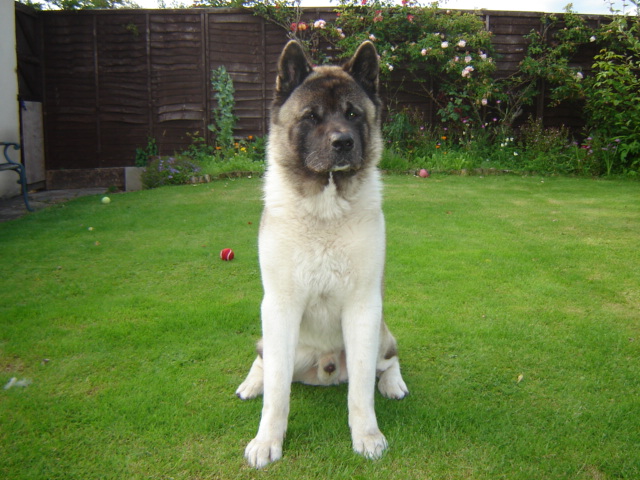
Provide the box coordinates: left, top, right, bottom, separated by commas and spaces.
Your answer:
1, 142, 33, 212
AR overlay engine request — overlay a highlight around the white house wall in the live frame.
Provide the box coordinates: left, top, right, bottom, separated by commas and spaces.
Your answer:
0, 0, 20, 199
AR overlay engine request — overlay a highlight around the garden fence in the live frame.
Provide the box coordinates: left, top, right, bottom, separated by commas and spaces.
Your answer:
15, 4, 604, 184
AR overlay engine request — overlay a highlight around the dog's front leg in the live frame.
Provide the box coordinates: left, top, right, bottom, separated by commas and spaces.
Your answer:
342, 299, 388, 460
244, 296, 300, 469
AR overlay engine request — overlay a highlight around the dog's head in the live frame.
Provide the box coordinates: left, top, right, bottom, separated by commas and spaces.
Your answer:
269, 41, 382, 188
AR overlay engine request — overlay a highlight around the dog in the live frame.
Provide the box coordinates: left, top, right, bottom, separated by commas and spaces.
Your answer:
236, 40, 408, 469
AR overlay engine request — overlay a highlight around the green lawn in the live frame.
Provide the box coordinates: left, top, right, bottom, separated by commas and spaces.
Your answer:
1, 175, 639, 479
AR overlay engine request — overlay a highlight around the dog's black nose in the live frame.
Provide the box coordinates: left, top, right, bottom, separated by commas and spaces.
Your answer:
331, 133, 354, 152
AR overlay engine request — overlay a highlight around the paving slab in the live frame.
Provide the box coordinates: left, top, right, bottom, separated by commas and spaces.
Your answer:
0, 188, 107, 223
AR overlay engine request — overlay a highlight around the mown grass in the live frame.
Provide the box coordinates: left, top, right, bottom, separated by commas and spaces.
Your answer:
1, 175, 639, 479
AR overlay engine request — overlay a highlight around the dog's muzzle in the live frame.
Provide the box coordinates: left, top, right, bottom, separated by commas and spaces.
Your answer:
330, 132, 357, 172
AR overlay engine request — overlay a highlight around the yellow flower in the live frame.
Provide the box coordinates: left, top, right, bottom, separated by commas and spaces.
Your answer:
441, 136, 447, 140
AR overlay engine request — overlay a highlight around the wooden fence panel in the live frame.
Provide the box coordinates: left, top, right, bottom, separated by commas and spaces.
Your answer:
149, 12, 207, 156
97, 13, 149, 167
487, 12, 542, 76
43, 13, 99, 170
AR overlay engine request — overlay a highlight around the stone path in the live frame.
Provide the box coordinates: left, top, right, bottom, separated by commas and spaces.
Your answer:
0, 188, 107, 223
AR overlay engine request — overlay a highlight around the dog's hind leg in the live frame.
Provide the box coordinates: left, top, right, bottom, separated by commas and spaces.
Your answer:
236, 355, 264, 400
376, 323, 409, 399
377, 356, 408, 399
236, 340, 265, 400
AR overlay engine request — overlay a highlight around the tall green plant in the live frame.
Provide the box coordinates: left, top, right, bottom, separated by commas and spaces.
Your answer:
209, 66, 237, 150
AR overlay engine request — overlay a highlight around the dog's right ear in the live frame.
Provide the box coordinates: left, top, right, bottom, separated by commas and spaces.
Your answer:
345, 41, 379, 102
275, 41, 312, 104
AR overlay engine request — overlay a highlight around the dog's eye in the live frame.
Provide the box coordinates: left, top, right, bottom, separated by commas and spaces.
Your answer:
346, 109, 360, 121
303, 111, 320, 123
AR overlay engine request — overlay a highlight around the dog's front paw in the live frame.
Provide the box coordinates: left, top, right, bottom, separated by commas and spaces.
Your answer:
352, 430, 388, 460
244, 437, 283, 469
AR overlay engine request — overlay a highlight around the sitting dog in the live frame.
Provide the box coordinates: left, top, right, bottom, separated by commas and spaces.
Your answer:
236, 40, 409, 469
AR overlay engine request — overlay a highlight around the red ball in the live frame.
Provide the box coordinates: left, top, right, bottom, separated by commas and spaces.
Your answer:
220, 248, 234, 261
418, 169, 430, 178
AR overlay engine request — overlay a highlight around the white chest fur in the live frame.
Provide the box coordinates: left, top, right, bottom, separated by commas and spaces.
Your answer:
259, 167, 385, 347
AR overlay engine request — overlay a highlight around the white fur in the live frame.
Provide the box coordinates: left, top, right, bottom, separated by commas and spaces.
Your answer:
237, 147, 408, 468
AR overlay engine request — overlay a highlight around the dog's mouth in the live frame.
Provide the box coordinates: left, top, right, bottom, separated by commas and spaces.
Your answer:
302, 128, 364, 174
305, 153, 362, 174
330, 162, 354, 172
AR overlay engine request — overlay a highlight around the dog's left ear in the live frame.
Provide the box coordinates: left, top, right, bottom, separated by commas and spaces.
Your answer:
344, 41, 380, 100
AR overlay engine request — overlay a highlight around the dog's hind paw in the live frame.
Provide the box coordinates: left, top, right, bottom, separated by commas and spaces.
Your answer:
377, 369, 409, 399
236, 357, 264, 400
235, 378, 263, 400
377, 360, 409, 399
377, 374, 409, 399
352, 430, 388, 460
244, 437, 283, 469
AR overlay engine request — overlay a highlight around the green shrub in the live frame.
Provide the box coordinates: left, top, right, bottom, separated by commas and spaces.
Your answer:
513, 117, 574, 174
183, 132, 215, 162
585, 46, 640, 174
380, 148, 412, 171
134, 137, 158, 167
